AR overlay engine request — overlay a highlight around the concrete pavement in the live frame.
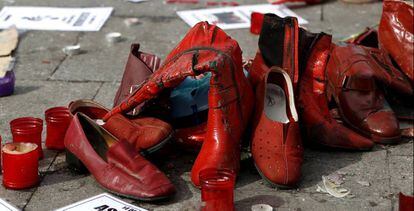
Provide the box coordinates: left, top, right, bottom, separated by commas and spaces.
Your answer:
0, 0, 412, 210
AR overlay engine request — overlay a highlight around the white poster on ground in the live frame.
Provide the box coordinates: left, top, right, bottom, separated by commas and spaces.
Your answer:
177, 4, 308, 30
0, 7, 113, 31
0, 198, 19, 211
55, 193, 147, 211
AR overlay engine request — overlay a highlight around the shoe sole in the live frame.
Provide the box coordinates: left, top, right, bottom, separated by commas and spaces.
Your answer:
253, 162, 297, 189
140, 131, 174, 156
66, 148, 174, 202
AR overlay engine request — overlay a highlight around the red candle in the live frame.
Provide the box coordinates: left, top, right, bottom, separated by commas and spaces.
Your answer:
2, 142, 39, 189
200, 168, 235, 211
10, 117, 43, 159
45, 107, 72, 150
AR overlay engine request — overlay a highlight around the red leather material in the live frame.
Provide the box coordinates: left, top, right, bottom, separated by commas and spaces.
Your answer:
113, 44, 161, 111
103, 114, 172, 151
379, 0, 414, 84
64, 113, 175, 199
252, 14, 299, 90
345, 27, 379, 48
326, 44, 408, 143
174, 122, 206, 151
103, 22, 254, 187
250, 12, 264, 35
68, 99, 173, 152
68, 99, 109, 119
251, 67, 303, 187
298, 34, 374, 150
399, 192, 414, 211
106, 140, 174, 195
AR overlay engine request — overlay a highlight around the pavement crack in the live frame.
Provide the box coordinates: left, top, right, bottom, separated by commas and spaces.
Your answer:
47, 32, 84, 81
92, 82, 104, 100
22, 152, 60, 210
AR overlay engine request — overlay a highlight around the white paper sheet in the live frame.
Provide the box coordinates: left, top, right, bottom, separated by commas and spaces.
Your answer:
177, 4, 308, 30
0, 198, 19, 211
0, 7, 113, 31
55, 193, 147, 211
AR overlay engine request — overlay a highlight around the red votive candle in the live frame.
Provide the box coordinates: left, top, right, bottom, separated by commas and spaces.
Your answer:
45, 106, 72, 151
2, 142, 39, 189
200, 168, 235, 211
10, 117, 43, 159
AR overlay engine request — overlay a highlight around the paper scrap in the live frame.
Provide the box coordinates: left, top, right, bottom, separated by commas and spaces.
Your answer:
0, 56, 15, 78
55, 193, 147, 211
0, 27, 18, 56
0, 7, 113, 31
0, 198, 19, 211
321, 176, 350, 198
177, 4, 308, 30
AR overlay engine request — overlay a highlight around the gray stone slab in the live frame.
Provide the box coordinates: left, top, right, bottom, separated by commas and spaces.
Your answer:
0, 177, 35, 209
389, 156, 414, 195
387, 140, 413, 156
14, 49, 66, 80
17, 31, 79, 56
23, 169, 103, 211
320, 1, 383, 40
0, 80, 101, 142
93, 82, 119, 108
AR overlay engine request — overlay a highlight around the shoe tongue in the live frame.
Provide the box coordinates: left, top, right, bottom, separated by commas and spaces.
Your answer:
106, 139, 138, 165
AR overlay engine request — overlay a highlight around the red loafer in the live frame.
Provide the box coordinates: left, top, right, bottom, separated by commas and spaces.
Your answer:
64, 113, 175, 201
326, 44, 406, 144
252, 67, 303, 188
298, 34, 375, 150
68, 99, 173, 154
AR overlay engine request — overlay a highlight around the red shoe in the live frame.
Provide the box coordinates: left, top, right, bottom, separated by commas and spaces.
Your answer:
326, 44, 409, 144
103, 22, 254, 187
113, 43, 161, 111
250, 14, 299, 90
104, 114, 173, 154
68, 99, 173, 154
379, 0, 414, 85
298, 34, 375, 150
252, 67, 303, 187
64, 113, 175, 201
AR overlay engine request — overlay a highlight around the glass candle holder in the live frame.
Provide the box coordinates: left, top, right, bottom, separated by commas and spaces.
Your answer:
2, 142, 39, 189
45, 107, 72, 151
10, 117, 43, 159
200, 168, 235, 211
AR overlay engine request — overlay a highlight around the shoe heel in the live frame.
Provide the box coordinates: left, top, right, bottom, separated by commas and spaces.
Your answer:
65, 150, 88, 174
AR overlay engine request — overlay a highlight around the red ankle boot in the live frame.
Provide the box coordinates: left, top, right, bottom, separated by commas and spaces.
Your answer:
103, 22, 254, 187
379, 0, 413, 85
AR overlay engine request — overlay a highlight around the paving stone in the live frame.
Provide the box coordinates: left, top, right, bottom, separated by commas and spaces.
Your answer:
23, 169, 103, 210
0, 80, 101, 142
387, 140, 413, 156
93, 82, 120, 108
17, 31, 79, 56
0, 176, 34, 209
1, 0, 412, 210
320, 1, 383, 40
389, 156, 414, 195
14, 49, 66, 80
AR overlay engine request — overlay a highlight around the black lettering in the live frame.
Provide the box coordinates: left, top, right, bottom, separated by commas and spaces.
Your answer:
94, 205, 109, 211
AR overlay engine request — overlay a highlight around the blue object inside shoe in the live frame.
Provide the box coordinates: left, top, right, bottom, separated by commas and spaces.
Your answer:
170, 70, 249, 119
